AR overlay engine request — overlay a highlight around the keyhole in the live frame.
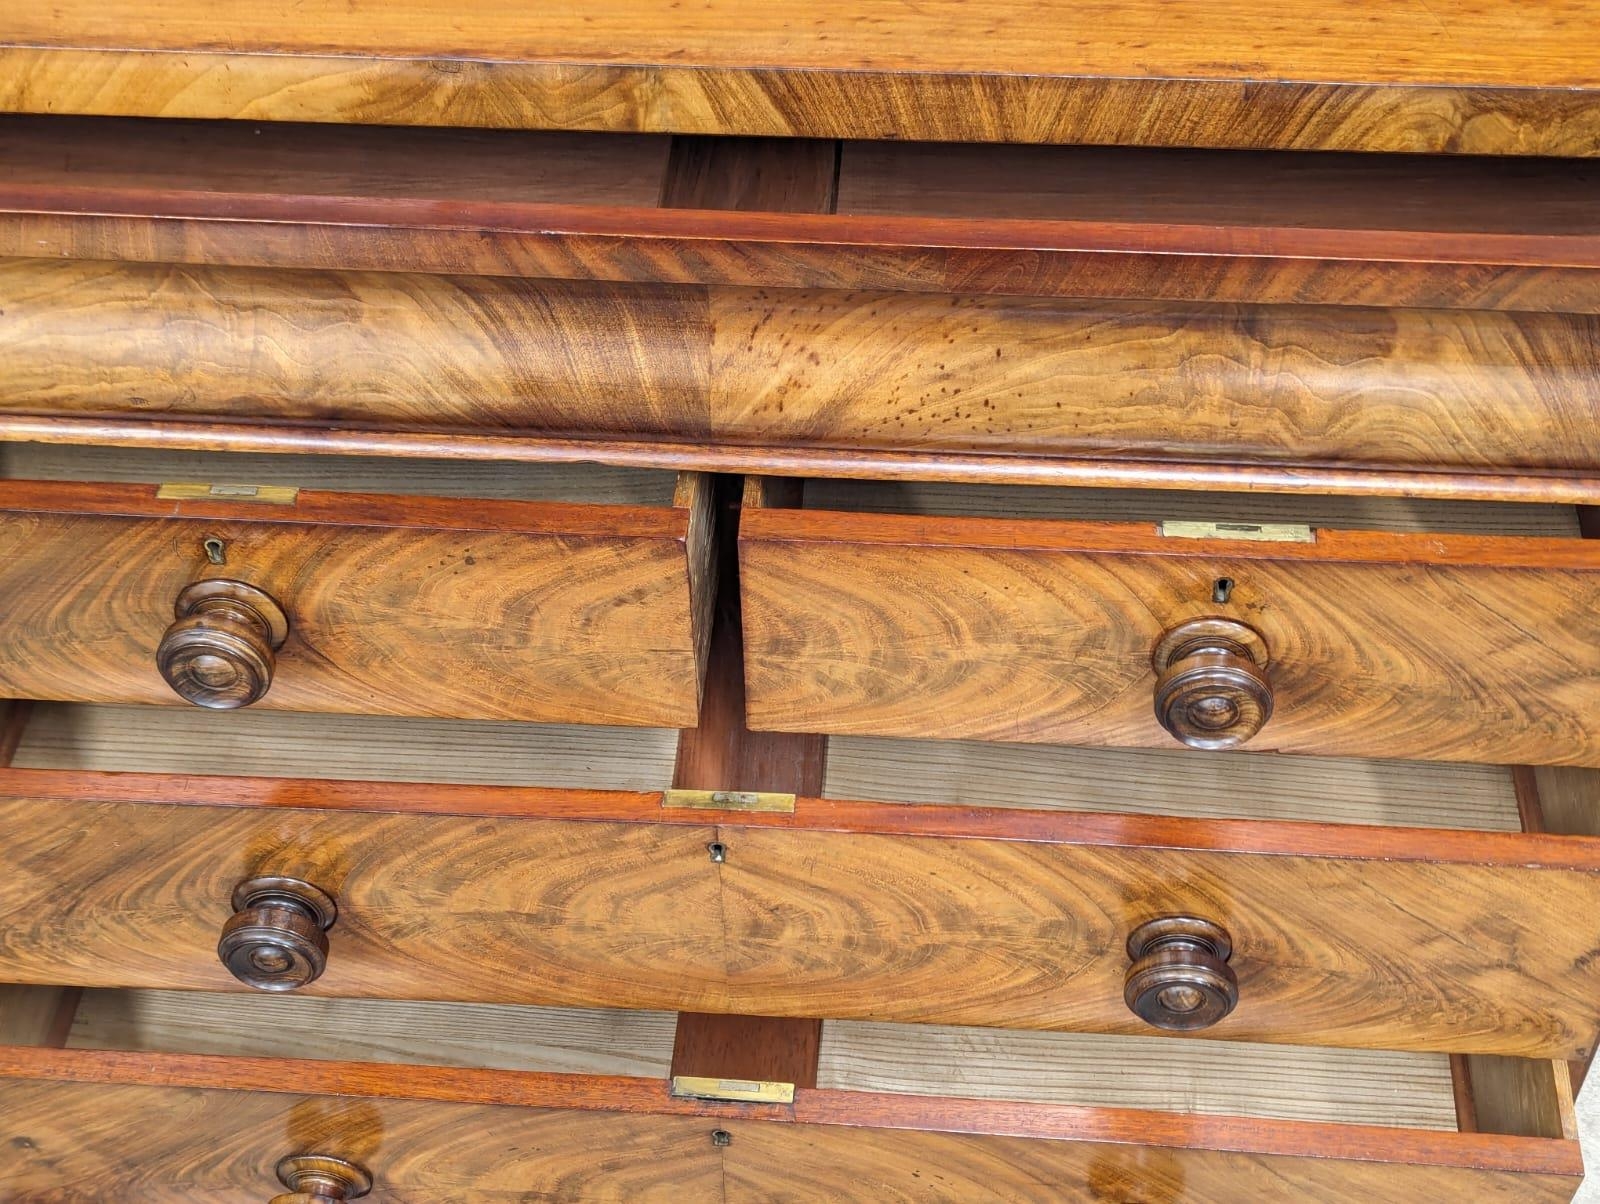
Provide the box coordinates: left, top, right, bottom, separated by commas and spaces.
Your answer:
707, 841, 727, 864
203, 537, 227, 565
1212, 577, 1234, 604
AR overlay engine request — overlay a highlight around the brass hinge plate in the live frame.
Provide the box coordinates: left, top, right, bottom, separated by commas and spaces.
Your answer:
670, 1075, 796, 1105
661, 789, 796, 814
158, 482, 300, 505
1160, 520, 1314, 543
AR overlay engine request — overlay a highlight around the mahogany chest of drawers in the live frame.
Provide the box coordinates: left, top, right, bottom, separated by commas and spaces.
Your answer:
2, 7, 1599, 1201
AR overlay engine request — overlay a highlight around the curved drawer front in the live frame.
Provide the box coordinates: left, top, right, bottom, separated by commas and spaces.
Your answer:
741, 507, 1600, 766
0, 1056, 1581, 1203
5, 774, 1600, 1057
0, 479, 709, 725
6, 258, 1600, 484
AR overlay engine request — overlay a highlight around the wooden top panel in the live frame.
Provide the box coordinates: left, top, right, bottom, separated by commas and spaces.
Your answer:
1, 5, 1597, 151
3, 0, 1595, 88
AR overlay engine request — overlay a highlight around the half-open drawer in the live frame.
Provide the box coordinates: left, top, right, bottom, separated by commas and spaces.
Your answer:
8, 762, 1600, 1059
0, 449, 712, 725
4, 116, 1600, 502
741, 480, 1600, 766
0, 1046, 1580, 1202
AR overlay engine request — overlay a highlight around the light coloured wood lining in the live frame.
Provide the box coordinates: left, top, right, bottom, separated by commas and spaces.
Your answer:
11, 703, 678, 790
0, 115, 671, 205
0, 444, 681, 505
817, 1021, 1457, 1131
802, 479, 1583, 538
67, 989, 676, 1078
824, 737, 1521, 831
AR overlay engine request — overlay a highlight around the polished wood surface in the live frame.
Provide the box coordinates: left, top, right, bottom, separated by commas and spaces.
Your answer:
9, 258, 1600, 499
741, 501, 1600, 765
7, 185, 1598, 320
0, 1049, 1581, 1201
8, 774, 1600, 1055
2, 2, 1599, 153
0, 477, 710, 725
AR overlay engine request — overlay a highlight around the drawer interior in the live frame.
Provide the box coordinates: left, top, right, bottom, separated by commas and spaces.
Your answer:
8, 987, 1455, 1132
0, 443, 684, 507
800, 478, 1586, 538
5, 114, 1596, 241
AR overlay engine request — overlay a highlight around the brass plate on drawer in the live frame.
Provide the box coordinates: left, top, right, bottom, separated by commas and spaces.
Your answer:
157, 482, 300, 505
1160, 520, 1315, 543
670, 1075, 796, 1105
662, 789, 797, 814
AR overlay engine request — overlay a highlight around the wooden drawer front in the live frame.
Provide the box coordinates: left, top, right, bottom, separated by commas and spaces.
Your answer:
742, 508, 1600, 766
7, 776, 1600, 1057
0, 479, 708, 725
0, 258, 709, 439
8, 256, 1599, 482
0, 1056, 1581, 1202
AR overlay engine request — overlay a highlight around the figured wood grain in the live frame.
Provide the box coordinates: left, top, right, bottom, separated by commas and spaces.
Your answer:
8, 782, 1600, 1056
0, 1051, 1581, 1201
0, 478, 708, 725
67, 989, 677, 1078
3, 1, 1600, 154
11, 258, 1600, 495
741, 504, 1600, 765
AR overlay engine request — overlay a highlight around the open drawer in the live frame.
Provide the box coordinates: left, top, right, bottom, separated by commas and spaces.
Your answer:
3, 117, 1600, 501
6, 698, 1600, 1059
0, 985, 1582, 1202
0, 447, 712, 725
741, 479, 1600, 766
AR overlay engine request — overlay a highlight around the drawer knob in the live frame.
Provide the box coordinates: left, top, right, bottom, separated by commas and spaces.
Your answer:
1124, 916, 1238, 1031
271, 1154, 372, 1202
1151, 617, 1272, 750
218, 876, 337, 992
157, 579, 289, 710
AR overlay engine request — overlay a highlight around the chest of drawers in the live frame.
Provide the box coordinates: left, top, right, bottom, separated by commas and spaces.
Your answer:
2, 11, 1600, 1198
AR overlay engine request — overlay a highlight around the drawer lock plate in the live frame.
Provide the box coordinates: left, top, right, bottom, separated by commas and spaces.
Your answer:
1160, 520, 1314, 543
662, 789, 796, 814
158, 482, 300, 505
670, 1075, 796, 1105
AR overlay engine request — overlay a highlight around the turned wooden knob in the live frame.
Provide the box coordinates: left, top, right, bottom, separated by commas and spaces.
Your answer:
157, 579, 289, 709
1124, 916, 1239, 1031
271, 1154, 372, 1202
1151, 617, 1272, 750
218, 876, 337, 992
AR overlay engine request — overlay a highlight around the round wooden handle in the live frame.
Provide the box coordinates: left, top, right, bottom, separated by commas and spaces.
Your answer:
157, 579, 289, 710
271, 1154, 372, 1202
218, 876, 337, 992
1151, 617, 1272, 750
1124, 916, 1239, 1031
